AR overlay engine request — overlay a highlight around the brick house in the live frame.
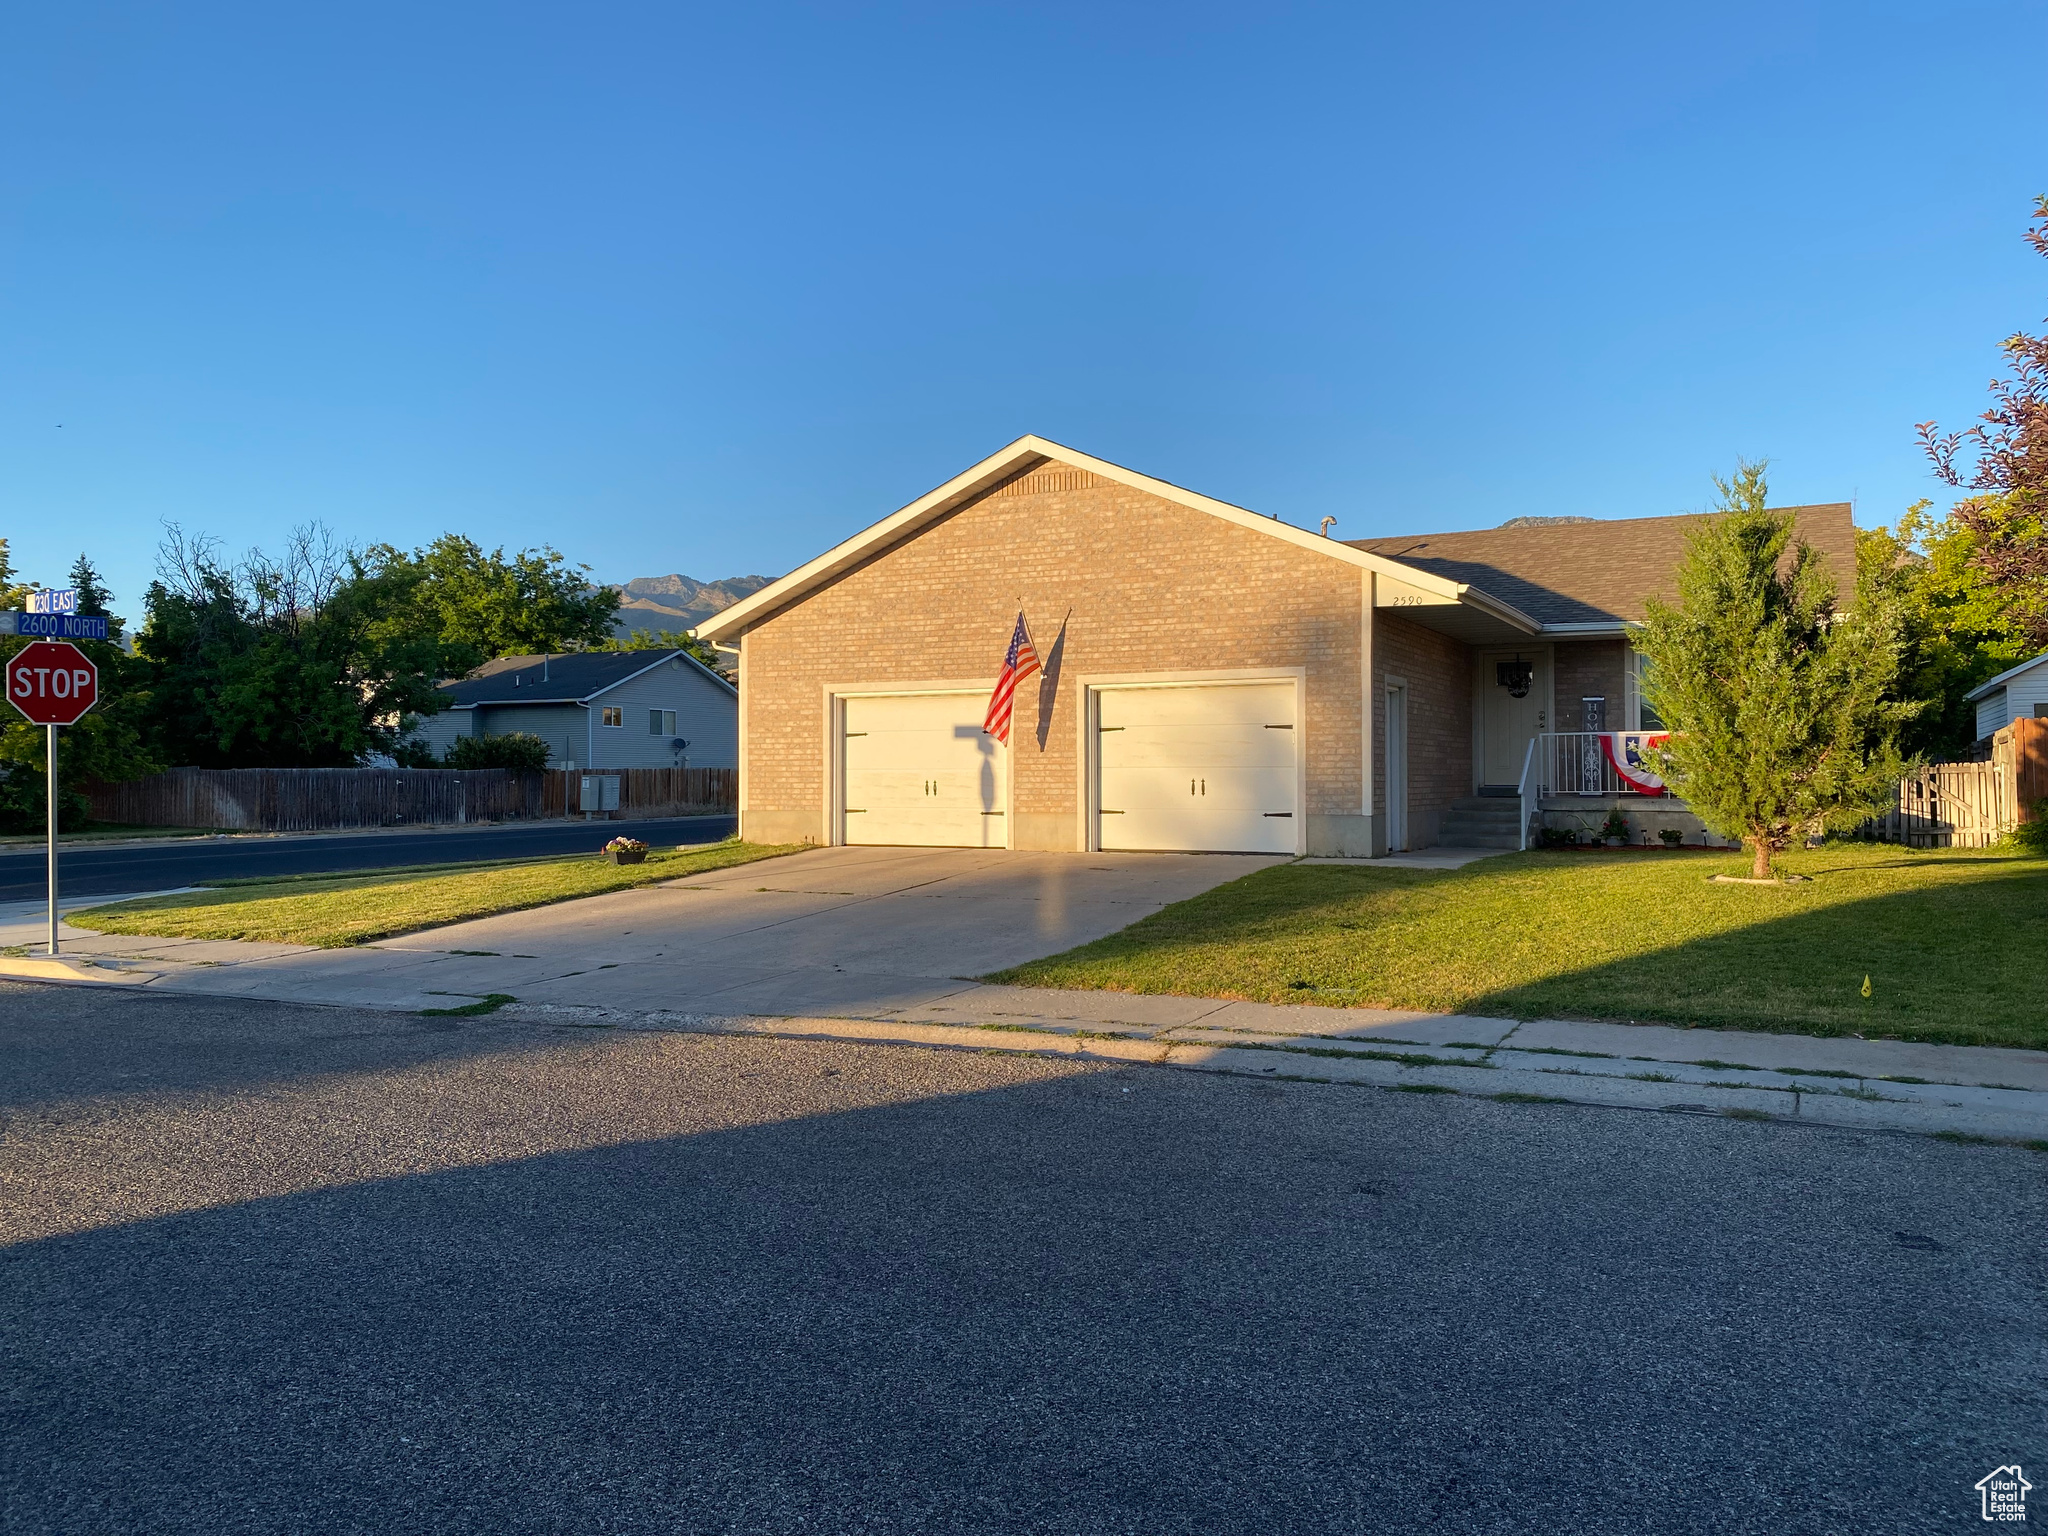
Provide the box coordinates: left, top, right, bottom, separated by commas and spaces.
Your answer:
694, 437, 1854, 855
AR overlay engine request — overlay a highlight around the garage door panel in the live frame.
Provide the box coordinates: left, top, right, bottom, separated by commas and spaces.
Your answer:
842, 693, 1004, 848
1099, 764, 1296, 810
1099, 684, 1292, 729
1101, 729, 1294, 772
1099, 809, 1296, 854
1094, 681, 1299, 854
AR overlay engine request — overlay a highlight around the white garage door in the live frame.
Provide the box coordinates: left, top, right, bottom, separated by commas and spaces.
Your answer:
1096, 681, 1298, 853
842, 692, 1006, 847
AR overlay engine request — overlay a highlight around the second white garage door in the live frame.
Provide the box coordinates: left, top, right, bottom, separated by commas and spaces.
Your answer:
1095, 681, 1299, 853
842, 692, 1007, 847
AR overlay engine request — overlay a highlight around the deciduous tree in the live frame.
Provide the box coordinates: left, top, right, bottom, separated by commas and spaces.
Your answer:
1917, 194, 2048, 650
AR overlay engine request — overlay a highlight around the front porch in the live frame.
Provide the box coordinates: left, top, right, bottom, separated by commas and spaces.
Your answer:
1514, 731, 1738, 850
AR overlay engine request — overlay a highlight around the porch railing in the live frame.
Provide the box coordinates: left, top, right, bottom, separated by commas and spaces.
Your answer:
1530, 732, 1661, 798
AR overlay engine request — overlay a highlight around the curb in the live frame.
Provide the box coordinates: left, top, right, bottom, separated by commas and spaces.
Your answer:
0, 955, 161, 985
501, 1004, 2048, 1147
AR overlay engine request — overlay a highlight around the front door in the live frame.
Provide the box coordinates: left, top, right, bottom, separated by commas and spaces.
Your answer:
1478, 650, 1545, 788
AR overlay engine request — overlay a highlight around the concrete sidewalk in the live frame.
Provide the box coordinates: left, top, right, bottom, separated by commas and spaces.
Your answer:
4, 844, 2042, 1145
496, 984, 2048, 1146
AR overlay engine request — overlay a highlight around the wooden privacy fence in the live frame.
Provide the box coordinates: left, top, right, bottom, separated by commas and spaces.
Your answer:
88, 768, 548, 832
543, 767, 737, 819
1862, 721, 2046, 848
90, 764, 742, 830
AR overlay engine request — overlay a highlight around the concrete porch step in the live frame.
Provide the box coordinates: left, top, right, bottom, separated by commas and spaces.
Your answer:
1438, 796, 1525, 850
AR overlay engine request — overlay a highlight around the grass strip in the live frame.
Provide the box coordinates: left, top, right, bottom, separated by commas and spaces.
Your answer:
987, 843, 2048, 1049
69, 839, 804, 947
421, 993, 518, 1017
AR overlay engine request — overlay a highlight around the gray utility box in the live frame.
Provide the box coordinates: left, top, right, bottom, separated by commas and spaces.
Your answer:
579, 774, 622, 815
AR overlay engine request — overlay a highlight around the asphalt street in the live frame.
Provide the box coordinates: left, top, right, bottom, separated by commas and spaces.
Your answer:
0, 814, 737, 900
2, 982, 2041, 1535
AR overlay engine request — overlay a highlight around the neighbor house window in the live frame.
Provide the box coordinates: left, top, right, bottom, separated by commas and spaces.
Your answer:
601, 707, 623, 728
649, 709, 676, 735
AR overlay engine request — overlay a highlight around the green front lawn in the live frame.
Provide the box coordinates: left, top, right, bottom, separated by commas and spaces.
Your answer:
989, 843, 2048, 1049
71, 839, 803, 948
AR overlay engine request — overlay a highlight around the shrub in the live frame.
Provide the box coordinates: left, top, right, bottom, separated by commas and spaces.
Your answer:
1538, 826, 1578, 848
2011, 799, 2048, 854
445, 732, 552, 772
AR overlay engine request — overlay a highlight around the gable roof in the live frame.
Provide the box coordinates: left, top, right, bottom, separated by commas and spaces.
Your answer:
439, 649, 735, 708
692, 435, 1543, 646
1963, 648, 2048, 703
1347, 504, 1859, 627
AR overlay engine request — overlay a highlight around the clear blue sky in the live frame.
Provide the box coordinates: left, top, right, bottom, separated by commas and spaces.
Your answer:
3, 2, 2044, 613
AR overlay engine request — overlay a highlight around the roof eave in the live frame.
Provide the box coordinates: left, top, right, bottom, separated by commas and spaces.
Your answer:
1538, 620, 1635, 638
695, 435, 1479, 643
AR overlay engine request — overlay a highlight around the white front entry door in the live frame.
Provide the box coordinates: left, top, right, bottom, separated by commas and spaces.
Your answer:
842, 692, 1006, 847
1478, 650, 1545, 788
1095, 681, 1298, 853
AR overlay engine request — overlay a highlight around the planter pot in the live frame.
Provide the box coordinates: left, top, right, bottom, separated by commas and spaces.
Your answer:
603, 849, 647, 865
1603, 837, 1625, 847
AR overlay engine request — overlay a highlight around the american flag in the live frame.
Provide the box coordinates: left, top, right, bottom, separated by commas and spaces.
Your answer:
982, 611, 1041, 744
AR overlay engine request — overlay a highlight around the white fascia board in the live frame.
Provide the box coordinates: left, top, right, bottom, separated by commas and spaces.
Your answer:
583, 651, 730, 702
693, 438, 1056, 643
1540, 621, 1634, 638
694, 434, 1527, 641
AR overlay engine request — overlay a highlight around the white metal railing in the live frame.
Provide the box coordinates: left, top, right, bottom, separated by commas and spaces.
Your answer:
1531, 732, 1665, 798
1516, 736, 1538, 850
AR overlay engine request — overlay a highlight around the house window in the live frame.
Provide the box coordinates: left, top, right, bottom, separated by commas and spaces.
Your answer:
601, 707, 623, 728
649, 709, 676, 736
1629, 653, 1665, 732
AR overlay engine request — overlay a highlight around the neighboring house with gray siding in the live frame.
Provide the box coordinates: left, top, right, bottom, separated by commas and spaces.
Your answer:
407, 650, 737, 771
1965, 650, 2048, 742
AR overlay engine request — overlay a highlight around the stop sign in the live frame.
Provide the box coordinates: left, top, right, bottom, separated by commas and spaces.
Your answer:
6, 641, 99, 725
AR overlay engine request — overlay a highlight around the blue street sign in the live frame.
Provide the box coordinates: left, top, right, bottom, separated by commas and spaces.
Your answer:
0, 611, 110, 640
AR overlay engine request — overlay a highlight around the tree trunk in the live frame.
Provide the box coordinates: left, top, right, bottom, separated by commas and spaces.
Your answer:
1750, 837, 1773, 881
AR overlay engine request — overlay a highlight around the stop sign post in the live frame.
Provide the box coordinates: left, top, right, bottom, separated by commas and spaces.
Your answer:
6, 641, 99, 956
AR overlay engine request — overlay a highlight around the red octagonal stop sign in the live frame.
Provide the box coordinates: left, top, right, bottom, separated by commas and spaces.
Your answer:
7, 640, 99, 725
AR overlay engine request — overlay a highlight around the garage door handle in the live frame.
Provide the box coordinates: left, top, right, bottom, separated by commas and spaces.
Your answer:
1099, 809, 1125, 814
844, 731, 868, 737
1265, 724, 1293, 729
846, 808, 867, 813
1263, 812, 1293, 818
981, 811, 1004, 816
1098, 726, 1124, 732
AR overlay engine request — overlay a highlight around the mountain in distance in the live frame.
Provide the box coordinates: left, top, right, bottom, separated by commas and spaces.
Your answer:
608, 573, 774, 640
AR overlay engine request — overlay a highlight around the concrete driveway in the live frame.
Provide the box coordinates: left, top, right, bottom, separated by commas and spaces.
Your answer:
37, 846, 1282, 1014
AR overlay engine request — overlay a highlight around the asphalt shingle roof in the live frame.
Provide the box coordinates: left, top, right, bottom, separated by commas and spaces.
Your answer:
439, 650, 699, 707
1347, 503, 1858, 626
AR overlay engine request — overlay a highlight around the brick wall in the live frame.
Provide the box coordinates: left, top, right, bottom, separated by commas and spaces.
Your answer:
1553, 640, 1628, 732
1372, 612, 1472, 847
739, 463, 1368, 847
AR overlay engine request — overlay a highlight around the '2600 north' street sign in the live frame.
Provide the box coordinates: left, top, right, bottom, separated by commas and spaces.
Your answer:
6, 641, 99, 726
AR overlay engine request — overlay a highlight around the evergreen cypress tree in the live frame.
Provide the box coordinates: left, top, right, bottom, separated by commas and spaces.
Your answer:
1636, 462, 1917, 879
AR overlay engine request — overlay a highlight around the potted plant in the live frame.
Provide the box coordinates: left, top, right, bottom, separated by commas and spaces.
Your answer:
602, 836, 649, 865
1599, 808, 1629, 847
1658, 827, 1684, 848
